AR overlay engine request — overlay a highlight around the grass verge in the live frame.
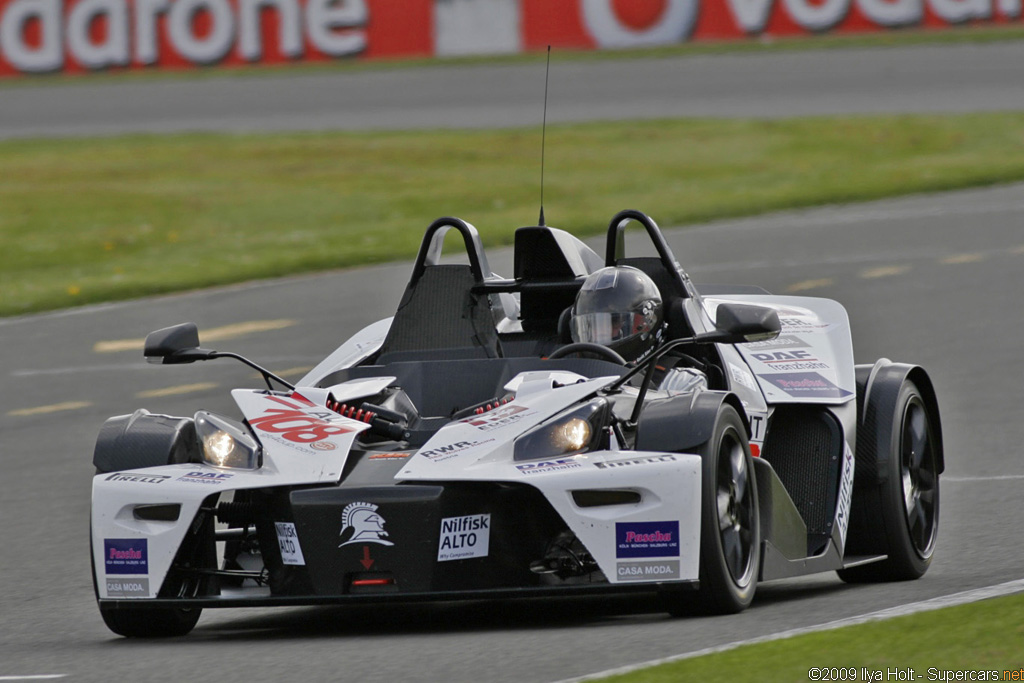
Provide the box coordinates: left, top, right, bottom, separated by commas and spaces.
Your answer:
596, 592, 1024, 683
4, 112, 1024, 317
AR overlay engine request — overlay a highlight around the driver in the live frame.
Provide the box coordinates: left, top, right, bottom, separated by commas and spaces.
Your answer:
569, 265, 708, 394
569, 266, 664, 364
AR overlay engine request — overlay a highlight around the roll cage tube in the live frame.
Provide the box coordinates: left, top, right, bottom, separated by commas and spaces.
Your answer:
411, 216, 492, 285
604, 209, 699, 299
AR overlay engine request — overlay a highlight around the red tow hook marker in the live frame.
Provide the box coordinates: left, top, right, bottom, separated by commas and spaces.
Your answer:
360, 546, 375, 570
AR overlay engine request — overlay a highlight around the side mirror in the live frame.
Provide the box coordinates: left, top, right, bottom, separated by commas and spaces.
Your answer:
143, 323, 215, 364
696, 303, 781, 345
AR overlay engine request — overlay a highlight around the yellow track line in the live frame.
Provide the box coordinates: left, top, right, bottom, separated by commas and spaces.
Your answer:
273, 366, 314, 377
860, 265, 910, 279
137, 382, 219, 398
8, 401, 92, 417
786, 278, 833, 293
940, 253, 985, 265
94, 319, 296, 353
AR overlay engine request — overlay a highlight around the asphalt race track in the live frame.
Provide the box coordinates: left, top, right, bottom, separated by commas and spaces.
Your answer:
4, 41, 1024, 138
3, 42, 1024, 681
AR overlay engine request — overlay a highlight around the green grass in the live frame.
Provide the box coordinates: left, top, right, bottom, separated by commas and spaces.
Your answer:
4, 112, 1024, 316
598, 593, 1024, 683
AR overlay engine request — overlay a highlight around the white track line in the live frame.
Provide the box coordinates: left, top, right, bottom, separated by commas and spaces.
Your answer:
551, 578, 1024, 683
0, 676, 67, 681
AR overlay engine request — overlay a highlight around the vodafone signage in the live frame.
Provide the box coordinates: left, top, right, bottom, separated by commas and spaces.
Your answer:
0, 0, 432, 75
0, 0, 1020, 77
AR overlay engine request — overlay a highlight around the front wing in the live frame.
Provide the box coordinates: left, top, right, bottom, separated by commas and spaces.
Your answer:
92, 452, 702, 608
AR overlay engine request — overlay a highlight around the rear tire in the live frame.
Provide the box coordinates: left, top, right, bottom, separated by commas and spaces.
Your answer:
666, 404, 760, 615
838, 380, 939, 583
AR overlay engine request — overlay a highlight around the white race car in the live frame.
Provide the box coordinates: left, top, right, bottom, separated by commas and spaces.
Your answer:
91, 209, 943, 637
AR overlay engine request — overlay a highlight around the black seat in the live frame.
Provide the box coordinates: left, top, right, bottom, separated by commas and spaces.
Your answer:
375, 218, 502, 364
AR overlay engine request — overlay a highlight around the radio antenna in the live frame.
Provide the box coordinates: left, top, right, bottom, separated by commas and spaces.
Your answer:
538, 45, 551, 227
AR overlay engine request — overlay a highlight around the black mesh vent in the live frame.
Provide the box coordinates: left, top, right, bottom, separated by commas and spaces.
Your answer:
376, 265, 501, 361
761, 408, 841, 537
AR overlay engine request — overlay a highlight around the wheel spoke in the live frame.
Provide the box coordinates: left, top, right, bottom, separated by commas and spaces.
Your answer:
722, 527, 745, 579
717, 489, 732, 530
903, 471, 916, 513
919, 488, 936, 507
904, 405, 928, 471
909, 503, 929, 547
732, 445, 748, 501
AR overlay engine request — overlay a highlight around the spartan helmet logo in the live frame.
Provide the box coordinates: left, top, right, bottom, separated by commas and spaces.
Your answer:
338, 501, 394, 547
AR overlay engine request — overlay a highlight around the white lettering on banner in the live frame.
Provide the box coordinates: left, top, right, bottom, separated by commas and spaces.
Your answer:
998, 0, 1022, 19
0, 0, 366, 73
858, 0, 922, 26
169, 0, 235, 64
582, 0, 698, 48
929, 0, 992, 21
782, 0, 851, 31
4, 0, 1024, 77
68, 0, 129, 68
726, 0, 774, 33
305, 0, 367, 57
239, 0, 303, 61
134, 0, 168, 64
0, 0, 63, 72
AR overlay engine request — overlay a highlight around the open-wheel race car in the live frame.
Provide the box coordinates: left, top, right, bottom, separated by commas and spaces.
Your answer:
91, 209, 943, 637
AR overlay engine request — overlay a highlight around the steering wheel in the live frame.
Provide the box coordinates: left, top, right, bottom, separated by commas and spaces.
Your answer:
547, 342, 627, 365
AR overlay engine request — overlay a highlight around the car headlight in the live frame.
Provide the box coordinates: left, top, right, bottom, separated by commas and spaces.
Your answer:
195, 411, 261, 470
514, 399, 609, 461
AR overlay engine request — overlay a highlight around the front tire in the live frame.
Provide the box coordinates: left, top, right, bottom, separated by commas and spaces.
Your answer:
99, 605, 201, 638
839, 379, 939, 583
666, 404, 760, 615
91, 529, 202, 637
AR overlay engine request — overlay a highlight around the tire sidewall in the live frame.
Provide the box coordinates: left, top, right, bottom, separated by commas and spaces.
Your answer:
883, 381, 939, 576
697, 404, 760, 613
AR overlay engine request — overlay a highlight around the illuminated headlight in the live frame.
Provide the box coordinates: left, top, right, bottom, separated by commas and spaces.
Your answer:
514, 399, 609, 462
195, 411, 261, 470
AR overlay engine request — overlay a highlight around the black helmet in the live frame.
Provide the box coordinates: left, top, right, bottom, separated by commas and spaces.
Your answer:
570, 266, 664, 362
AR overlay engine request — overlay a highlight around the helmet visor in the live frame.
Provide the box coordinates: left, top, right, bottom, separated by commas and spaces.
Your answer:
570, 311, 650, 345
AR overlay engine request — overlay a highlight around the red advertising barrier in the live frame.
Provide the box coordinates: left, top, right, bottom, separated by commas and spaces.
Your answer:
1, 0, 1020, 78
0, 0, 433, 76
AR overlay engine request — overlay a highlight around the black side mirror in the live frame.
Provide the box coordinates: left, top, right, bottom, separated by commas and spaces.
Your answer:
143, 323, 214, 364
696, 303, 781, 345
